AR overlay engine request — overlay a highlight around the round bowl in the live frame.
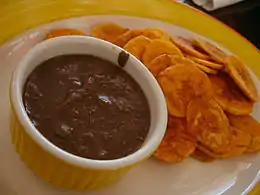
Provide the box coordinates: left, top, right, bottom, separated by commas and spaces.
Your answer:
10, 36, 168, 190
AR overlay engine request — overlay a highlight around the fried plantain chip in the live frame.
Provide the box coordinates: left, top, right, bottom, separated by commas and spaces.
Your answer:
225, 127, 251, 157
228, 115, 260, 154
141, 28, 171, 41
170, 56, 217, 74
142, 39, 183, 65
158, 64, 212, 117
167, 115, 185, 128
227, 114, 260, 154
157, 76, 184, 117
171, 36, 209, 60
193, 38, 227, 64
196, 144, 225, 158
187, 97, 232, 154
146, 54, 173, 76
154, 117, 196, 163
168, 54, 217, 75
191, 149, 215, 162
199, 127, 250, 158
123, 35, 151, 60
187, 55, 223, 70
91, 23, 128, 43
226, 55, 258, 102
45, 28, 86, 39
114, 28, 170, 48
167, 115, 180, 128
197, 126, 250, 159
227, 114, 260, 153
247, 136, 260, 153
170, 56, 196, 66
228, 114, 260, 153
227, 114, 260, 137
209, 73, 254, 115
114, 29, 143, 47
195, 64, 218, 75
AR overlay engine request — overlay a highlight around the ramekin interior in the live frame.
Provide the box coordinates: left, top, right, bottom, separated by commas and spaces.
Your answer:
11, 36, 167, 170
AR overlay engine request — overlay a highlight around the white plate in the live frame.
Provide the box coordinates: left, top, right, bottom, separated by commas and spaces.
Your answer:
0, 15, 259, 195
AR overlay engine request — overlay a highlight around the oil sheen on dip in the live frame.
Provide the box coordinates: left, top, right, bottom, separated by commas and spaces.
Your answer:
23, 55, 150, 160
